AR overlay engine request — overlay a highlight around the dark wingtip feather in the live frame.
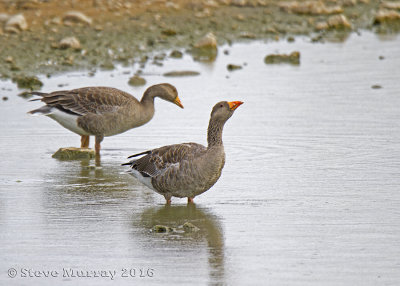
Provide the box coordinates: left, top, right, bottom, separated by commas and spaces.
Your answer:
28, 92, 48, 101
127, 150, 151, 159
121, 162, 132, 166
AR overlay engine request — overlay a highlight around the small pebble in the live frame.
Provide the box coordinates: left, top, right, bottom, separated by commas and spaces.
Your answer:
163, 71, 200, 77
63, 11, 92, 25
5, 14, 28, 33
287, 36, 295, 42
170, 50, 183, 58
227, 64, 242, 71
59, 37, 81, 50
128, 75, 146, 86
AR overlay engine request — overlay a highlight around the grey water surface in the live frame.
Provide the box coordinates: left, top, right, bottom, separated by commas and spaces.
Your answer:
0, 32, 399, 285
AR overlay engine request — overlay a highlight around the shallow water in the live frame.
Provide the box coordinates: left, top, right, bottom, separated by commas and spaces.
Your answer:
1, 32, 400, 285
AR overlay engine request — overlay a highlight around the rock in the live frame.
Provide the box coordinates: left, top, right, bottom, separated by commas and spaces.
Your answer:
316, 14, 351, 30
371, 84, 382, 89
327, 14, 351, 29
61, 55, 74, 66
287, 36, 295, 42
165, 2, 180, 9
0, 13, 9, 23
194, 32, 217, 50
154, 53, 166, 61
192, 32, 218, 61
169, 50, 183, 58
163, 70, 200, 77
152, 225, 174, 233
278, 1, 343, 15
381, 1, 400, 10
63, 11, 92, 25
2, 96, 8, 101
315, 21, 329, 30
51, 17, 62, 25
100, 61, 115, 70
374, 9, 400, 24
5, 14, 28, 33
52, 147, 96, 160
235, 14, 245, 21
5, 56, 14, 63
204, 0, 220, 8
227, 64, 242, 71
4, 26, 20, 34
239, 31, 256, 39
231, 0, 247, 7
94, 25, 103, 31
128, 75, 146, 86
161, 29, 177, 36
12, 75, 43, 90
341, 0, 357, 6
59, 37, 81, 50
183, 222, 200, 233
195, 8, 212, 18
264, 51, 300, 65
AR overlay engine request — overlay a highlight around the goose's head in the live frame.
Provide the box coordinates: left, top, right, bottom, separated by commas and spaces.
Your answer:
210, 101, 243, 123
145, 83, 184, 108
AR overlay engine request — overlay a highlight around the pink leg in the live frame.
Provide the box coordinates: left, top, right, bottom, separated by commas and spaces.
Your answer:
80, 135, 90, 148
188, 197, 194, 203
95, 142, 101, 155
95, 135, 104, 155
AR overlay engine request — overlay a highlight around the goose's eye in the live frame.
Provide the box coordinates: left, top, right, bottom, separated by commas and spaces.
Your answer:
219, 104, 223, 108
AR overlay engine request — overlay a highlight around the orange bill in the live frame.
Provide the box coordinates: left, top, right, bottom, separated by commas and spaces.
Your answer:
228, 101, 243, 110
174, 96, 184, 109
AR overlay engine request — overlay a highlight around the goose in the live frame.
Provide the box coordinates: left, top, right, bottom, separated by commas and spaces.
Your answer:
28, 83, 183, 155
123, 100, 243, 204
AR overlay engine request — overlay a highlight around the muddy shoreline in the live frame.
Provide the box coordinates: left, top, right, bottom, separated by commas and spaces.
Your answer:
1, 0, 399, 87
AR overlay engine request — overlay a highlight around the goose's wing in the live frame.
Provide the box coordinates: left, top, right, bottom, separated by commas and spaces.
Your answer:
124, 143, 206, 177
30, 87, 137, 116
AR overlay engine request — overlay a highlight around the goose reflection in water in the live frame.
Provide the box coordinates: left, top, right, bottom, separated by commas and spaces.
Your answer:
41, 158, 148, 212
138, 204, 225, 284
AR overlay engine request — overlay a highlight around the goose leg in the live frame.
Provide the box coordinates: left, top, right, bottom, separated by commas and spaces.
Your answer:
80, 135, 90, 148
165, 195, 171, 205
95, 135, 104, 155
188, 197, 194, 203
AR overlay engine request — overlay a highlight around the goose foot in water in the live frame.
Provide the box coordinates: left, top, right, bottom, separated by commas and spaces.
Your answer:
188, 197, 194, 203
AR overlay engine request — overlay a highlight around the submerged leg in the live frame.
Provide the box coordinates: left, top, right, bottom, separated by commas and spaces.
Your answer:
95, 135, 104, 155
80, 135, 90, 148
166, 199, 171, 205
188, 197, 194, 203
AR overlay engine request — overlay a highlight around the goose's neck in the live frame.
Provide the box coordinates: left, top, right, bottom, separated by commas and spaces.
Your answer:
140, 89, 156, 107
207, 119, 225, 148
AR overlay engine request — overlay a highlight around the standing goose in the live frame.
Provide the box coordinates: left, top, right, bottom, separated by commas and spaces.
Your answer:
28, 83, 183, 155
123, 100, 243, 204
